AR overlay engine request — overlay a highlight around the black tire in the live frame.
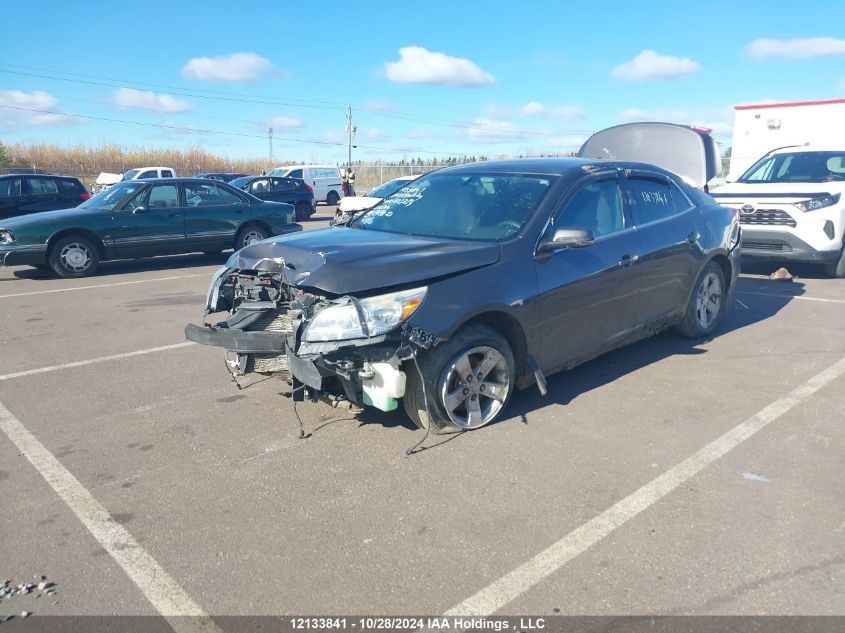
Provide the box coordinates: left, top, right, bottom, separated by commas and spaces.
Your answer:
326, 191, 340, 206
403, 323, 515, 434
822, 246, 845, 278
48, 235, 100, 278
676, 260, 727, 339
295, 202, 312, 222
234, 225, 269, 251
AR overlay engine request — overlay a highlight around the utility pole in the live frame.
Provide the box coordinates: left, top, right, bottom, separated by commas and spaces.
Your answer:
268, 126, 274, 163
345, 105, 356, 168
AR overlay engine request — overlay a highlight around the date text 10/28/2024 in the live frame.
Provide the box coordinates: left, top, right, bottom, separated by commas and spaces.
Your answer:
290, 617, 547, 631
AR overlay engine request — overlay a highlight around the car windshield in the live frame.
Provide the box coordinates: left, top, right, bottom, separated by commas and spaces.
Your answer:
229, 177, 252, 189
367, 178, 414, 199
350, 172, 555, 241
739, 151, 845, 183
122, 169, 141, 181
80, 181, 145, 211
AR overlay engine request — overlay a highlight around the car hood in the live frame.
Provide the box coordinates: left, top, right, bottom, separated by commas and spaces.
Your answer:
226, 227, 501, 294
0, 206, 100, 229
711, 182, 845, 201
338, 196, 381, 212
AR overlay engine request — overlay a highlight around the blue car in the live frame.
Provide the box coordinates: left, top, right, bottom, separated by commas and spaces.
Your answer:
230, 176, 316, 221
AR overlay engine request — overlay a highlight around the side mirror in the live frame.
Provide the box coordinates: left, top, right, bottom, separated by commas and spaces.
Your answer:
132, 206, 147, 214
538, 228, 595, 253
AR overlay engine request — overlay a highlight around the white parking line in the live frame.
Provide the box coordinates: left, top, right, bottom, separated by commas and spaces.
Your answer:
445, 354, 845, 616
0, 342, 195, 382
0, 273, 208, 299
737, 290, 845, 305
0, 401, 221, 633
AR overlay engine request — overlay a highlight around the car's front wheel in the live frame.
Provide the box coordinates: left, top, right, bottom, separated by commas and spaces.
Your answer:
48, 235, 100, 278
326, 191, 340, 206
403, 323, 515, 434
676, 260, 726, 338
234, 225, 268, 250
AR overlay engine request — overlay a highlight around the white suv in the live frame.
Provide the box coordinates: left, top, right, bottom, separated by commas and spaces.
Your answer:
712, 146, 845, 277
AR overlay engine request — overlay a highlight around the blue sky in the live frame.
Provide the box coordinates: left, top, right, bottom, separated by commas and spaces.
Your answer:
1, 0, 844, 164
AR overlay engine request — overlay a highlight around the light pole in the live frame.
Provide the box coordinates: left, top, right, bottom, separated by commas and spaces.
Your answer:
268, 126, 274, 163
345, 106, 356, 168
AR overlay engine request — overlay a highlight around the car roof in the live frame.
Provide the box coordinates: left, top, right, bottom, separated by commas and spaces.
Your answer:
434, 157, 596, 175
0, 173, 72, 179
130, 177, 237, 184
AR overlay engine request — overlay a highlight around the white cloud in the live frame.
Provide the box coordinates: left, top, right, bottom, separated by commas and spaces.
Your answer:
611, 50, 701, 82
519, 101, 585, 120
747, 37, 845, 59
357, 128, 390, 143
406, 128, 442, 139
112, 88, 192, 113
268, 115, 305, 129
839, 78, 845, 93
182, 52, 276, 83
466, 118, 524, 143
385, 46, 495, 87
0, 90, 76, 130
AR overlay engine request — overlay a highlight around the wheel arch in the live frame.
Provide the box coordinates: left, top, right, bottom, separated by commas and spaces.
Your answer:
455, 310, 529, 381
710, 253, 733, 291
47, 228, 107, 259
237, 220, 272, 237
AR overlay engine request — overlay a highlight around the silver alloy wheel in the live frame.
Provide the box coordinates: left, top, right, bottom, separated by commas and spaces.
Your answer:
695, 271, 722, 330
241, 230, 265, 246
59, 242, 92, 272
439, 345, 510, 430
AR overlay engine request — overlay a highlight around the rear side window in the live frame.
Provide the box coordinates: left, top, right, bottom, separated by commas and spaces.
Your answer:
287, 169, 303, 179
626, 176, 676, 225
59, 179, 83, 194
184, 182, 224, 207
25, 177, 59, 195
138, 170, 158, 179
161, 170, 174, 178
0, 178, 22, 198
272, 178, 295, 191
216, 185, 245, 205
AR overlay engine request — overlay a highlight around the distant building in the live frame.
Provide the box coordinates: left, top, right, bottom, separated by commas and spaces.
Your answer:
728, 98, 845, 180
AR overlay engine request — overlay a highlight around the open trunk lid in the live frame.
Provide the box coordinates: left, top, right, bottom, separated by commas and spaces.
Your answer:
577, 122, 721, 189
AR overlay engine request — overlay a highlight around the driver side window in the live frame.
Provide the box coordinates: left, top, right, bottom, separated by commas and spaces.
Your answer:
554, 179, 624, 238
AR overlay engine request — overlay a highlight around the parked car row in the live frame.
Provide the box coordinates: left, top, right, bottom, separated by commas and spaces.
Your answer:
0, 178, 301, 278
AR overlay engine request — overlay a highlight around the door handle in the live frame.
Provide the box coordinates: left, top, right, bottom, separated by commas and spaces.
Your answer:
619, 254, 639, 268
686, 231, 700, 244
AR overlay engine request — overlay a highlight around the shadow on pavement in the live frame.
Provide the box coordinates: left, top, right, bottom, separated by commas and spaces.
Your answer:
352, 277, 806, 442
12, 252, 231, 280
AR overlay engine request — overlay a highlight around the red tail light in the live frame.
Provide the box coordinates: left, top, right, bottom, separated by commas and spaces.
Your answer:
80, 192, 91, 200
304, 183, 313, 193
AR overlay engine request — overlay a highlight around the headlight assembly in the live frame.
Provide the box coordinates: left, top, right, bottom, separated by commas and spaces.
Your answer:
794, 193, 840, 212
303, 287, 427, 342
205, 266, 231, 313
0, 230, 14, 244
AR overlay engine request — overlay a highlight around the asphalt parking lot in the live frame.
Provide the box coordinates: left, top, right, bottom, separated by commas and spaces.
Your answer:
1, 212, 844, 622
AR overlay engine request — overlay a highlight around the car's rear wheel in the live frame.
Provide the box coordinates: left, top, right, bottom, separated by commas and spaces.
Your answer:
326, 191, 340, 206
295, 202, 312, 222
403, 324, 515, 434
48, 235, 100, 278
676, 260, 726, 338
234, 225, 268, 250
822, 246, 845, 278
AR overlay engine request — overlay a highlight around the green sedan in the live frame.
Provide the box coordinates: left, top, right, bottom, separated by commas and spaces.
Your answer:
0, 178, 301, 278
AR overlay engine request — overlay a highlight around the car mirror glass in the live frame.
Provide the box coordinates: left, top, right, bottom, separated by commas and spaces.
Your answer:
539, 228, 594, 253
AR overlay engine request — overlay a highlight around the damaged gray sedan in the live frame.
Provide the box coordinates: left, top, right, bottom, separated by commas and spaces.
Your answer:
186, 124, 740, 434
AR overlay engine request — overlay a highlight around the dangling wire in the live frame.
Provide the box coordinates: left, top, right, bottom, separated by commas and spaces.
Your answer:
290, 384, 308, 439
405, 351, 433, 456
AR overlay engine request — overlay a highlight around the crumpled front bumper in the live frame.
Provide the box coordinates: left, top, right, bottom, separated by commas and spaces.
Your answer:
184, 323, 285, 353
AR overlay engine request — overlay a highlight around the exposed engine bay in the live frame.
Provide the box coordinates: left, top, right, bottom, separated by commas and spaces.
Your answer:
185, 263, 440, 413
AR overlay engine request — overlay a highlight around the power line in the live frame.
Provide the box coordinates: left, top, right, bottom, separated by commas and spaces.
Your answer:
0, 105, 466, 155
0, 63, 592, 138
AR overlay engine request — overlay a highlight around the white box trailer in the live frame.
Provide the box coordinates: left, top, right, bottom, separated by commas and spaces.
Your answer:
728, 98, 845, 180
